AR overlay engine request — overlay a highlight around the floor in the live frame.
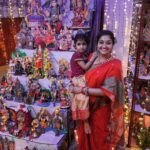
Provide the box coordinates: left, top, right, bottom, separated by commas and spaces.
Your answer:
0, 65, 143, 150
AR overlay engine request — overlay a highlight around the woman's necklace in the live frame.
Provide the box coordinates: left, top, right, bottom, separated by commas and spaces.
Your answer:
94, 56, 113, 65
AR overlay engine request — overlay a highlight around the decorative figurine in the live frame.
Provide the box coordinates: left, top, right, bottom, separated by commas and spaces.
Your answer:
37, 108, 51, 133
58, 58, 69, 77
13, 105, 32, 138
30, 119, 42, 139
50, 81, 57, 106
43, 0, 61, 26
36, 89, 51, 107
14, 61, 24, 75
52, 107, 63, 136
25, 61, 33, 76
0, 109, 9, 132
3, 137, 9, 150
49, 68, 57, 78
8, 139, 15, 150
0, 136, 3, 150
44, 23, 56, 49
143, 11, 150, 41
7, 108, 17, 135
4, 86, 13, 101
0, 96, 4, 109
25, 29, 34, 49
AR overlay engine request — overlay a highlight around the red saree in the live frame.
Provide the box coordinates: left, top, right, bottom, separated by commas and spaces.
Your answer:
77, 59, 124, 150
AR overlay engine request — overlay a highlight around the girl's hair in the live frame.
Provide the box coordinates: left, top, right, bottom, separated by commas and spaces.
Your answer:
72, 32, 89, 45
97, 30, 116, 45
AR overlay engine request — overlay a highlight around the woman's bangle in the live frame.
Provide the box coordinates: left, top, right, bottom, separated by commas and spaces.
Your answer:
82, 87, 89, 95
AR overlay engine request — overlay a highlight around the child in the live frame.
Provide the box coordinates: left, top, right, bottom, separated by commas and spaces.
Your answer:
70, 31, 97, 134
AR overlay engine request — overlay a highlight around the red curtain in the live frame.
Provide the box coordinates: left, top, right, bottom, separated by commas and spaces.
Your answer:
0, 18, 22, 66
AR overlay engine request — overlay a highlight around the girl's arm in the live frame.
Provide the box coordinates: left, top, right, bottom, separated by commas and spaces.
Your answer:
77, 52, 97, 71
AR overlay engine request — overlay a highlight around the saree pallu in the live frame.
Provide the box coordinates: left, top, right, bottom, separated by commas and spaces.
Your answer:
77, 59, 124, 150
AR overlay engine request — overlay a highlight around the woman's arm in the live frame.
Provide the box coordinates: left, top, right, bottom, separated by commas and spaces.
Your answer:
70, 86, 105, 97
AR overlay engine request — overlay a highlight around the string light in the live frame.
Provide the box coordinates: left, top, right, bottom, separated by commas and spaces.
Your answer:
18, 0, 25, 17
104, 0, 133, 77
8, 0, 17, 52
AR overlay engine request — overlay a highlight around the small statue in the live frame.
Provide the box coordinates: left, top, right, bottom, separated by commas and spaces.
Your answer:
143, 11, 150, 41
3, 137, 9, 150
58, 58, 69, 77
52, 107, 63, 136
0, 136, 3, 150
25, 62, 33, 76
4, 86, 13, 101
30, 119, 42, 139
0, 109, 9, 132
49, 68, 57, 78
0, 75, 8, 88
33, 46, 43, 78
14, 61, 24, 75
37, 108, 51, 132
25, 29, 34, 49
13, 108, 29, 138
50, 81, 57, 106
44, 23, 56, 49
43, 0, 61, 25
7, 108, 17, 135
8, 140, 15, 150
0, 96, 4, 109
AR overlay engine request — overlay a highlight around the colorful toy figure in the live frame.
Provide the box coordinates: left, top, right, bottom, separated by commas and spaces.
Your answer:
7, 108, 17, 135
52, 107, 63, 136
13, 106, 32, 138
0, 109, 9, 132
3, 137, 9, 150
44, 23, 56, 49
43, 0, 61, 25
8, 140, 15, 150
58, 58, 69, 77
37, 108, 51, 133
14, 61, 24, 75
50, 82, 57, 106
30, 119, 42, 139
25, 61, 33, 76
0, 96, 4, 109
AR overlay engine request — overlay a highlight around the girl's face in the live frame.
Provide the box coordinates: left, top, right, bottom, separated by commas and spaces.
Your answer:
75, 39, 87, 53
97, 35, 113, 56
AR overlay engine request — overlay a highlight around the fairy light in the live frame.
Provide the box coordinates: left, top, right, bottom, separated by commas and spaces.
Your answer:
18, 0, 24, 17
103, 0, 109, 29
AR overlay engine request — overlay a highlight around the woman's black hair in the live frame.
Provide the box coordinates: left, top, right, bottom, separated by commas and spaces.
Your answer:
97, 30, 116, 45
72, 33, 89, 45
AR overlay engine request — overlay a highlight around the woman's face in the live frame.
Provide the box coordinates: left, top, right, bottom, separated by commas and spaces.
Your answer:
75, 39, 87, 53
97, 35, 113, 56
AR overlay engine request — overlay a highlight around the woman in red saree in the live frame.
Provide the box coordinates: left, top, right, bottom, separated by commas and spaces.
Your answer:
70, 30, 124, 150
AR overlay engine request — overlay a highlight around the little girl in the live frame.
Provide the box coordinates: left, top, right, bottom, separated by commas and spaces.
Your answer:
70, 31, 97, 134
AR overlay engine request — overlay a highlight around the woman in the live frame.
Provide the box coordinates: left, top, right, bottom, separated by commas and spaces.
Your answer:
70, 30, 124, 150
